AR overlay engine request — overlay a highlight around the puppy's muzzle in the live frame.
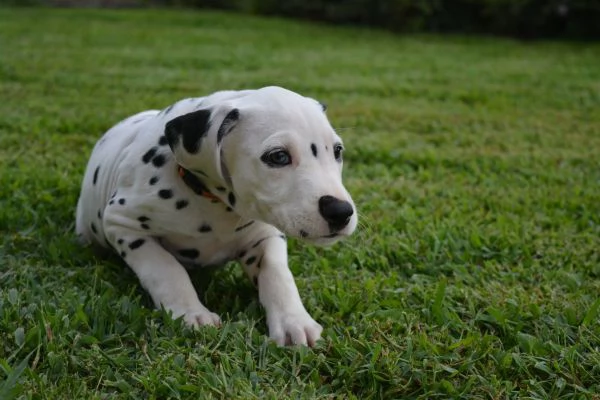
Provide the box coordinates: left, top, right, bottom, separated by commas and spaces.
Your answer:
318, 195, 354, 232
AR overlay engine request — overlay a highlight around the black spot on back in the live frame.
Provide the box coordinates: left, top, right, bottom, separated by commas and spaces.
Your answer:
175, 199, 189, 210
118, 198, 126, 205
149, 176, 159, 185
311, 143, 317, 157
129, 239, 145, 250
109, 200, 114, 205
158, 136, 168, 146
152, 154, 167, 168
142, 147, 158, 164
138, 216, 150, 222
158, 189, 173, 199
228, 193, 236, 207
178, 248, 199, 259
199, 224, 212, 233
93, 166, 100, 185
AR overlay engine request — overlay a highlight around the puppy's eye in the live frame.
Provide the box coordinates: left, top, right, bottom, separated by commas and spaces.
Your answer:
333, 144, 344, 162
261, 149, 292, 167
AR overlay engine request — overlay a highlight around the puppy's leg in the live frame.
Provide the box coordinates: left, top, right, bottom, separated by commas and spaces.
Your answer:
105, 229, 220, 327
244, 236, 322, 347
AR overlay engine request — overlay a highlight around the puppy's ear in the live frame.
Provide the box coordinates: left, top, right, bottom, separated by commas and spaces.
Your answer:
216, 109, 240, 187
164, 109, 212, 154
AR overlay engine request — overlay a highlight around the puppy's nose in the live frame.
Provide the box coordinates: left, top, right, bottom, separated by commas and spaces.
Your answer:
319, 195, 354, 231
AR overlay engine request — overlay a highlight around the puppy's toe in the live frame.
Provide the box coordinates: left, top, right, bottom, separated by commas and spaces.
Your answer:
183, 310, 222, 328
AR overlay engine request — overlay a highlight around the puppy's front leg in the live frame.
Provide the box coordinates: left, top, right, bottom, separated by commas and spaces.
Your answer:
246, 237, 322, 347
105, 231, 220, 327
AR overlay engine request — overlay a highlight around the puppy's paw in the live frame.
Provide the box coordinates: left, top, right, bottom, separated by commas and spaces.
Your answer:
171, 306, 222, 328
267, 311, 323, 347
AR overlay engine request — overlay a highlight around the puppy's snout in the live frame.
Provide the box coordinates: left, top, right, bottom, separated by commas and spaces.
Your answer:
318, 195, 354, 231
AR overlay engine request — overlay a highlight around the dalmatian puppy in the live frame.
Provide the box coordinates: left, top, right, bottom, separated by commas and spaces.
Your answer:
76, 86, 357, 346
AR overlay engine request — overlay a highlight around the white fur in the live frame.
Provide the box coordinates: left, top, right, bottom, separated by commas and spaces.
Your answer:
76, 86, 356, 346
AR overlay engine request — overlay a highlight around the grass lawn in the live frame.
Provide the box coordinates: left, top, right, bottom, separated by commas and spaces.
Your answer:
1, 7, 600, 399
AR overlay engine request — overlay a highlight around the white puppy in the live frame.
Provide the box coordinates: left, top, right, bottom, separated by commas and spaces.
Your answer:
76, 86, 357, 346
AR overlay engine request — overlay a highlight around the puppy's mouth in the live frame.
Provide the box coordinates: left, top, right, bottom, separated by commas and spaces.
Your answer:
299, 231, 350, 247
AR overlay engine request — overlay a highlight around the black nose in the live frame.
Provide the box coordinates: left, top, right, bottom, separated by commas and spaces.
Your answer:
319, 195, 354, 231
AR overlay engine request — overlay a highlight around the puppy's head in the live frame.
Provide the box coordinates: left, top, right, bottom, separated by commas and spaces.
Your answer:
165, 86, 357, 245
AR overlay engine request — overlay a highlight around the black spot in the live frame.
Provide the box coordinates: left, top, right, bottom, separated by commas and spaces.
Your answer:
179, 167, 211, 196
152, 154, 167, 168
117, 239, 124, 245
279, 234, 286, 240
97, 210, 102, 219
142, 147, 158, 164
238, 250, 247, 259
141, 223, 150, 230
199, 224, 212, 233
90, 223, 97, 234
253, 276, 258, 287
138, 216, 150, 222
215, 186, 226, 192
164, 109, 211, 154
300, 230, 308, 238
257, 256, 263, 269
179, 248, 199, 259
235, 221, 255, 232
109, 200, 115, 205
228, 193, 236, 207
252, 237, 268, 248
311, 143, 317, 157
225, 207, 233, 212
319, 102, 327, 112
217, 109, 240, 144
175, 199, 189, 210
120, 251, 126, 258
129, 239, 145, 250
158, 189, 173, 199
158, 135, 168, 146
111, 191, 117, 198
245, 256, 257, 266
118, 198, 126, 205
93, 166, 100, 185
149, 176, 159, 185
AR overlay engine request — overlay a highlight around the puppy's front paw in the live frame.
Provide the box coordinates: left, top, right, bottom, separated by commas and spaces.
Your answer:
267, 311, 323, 347
171, 306, 222, 328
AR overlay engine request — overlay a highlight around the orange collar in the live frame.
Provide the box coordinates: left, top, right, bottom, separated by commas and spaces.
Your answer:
178, 166, 221, 202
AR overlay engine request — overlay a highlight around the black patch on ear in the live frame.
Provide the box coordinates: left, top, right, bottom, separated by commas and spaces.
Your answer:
93, 166, 100, 185
217, 109, 239, 144
164, 109, 212, 154
311, 143, 317, 157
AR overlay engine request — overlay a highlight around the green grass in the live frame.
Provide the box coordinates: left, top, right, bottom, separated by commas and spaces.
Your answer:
1, 7, 600, 399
